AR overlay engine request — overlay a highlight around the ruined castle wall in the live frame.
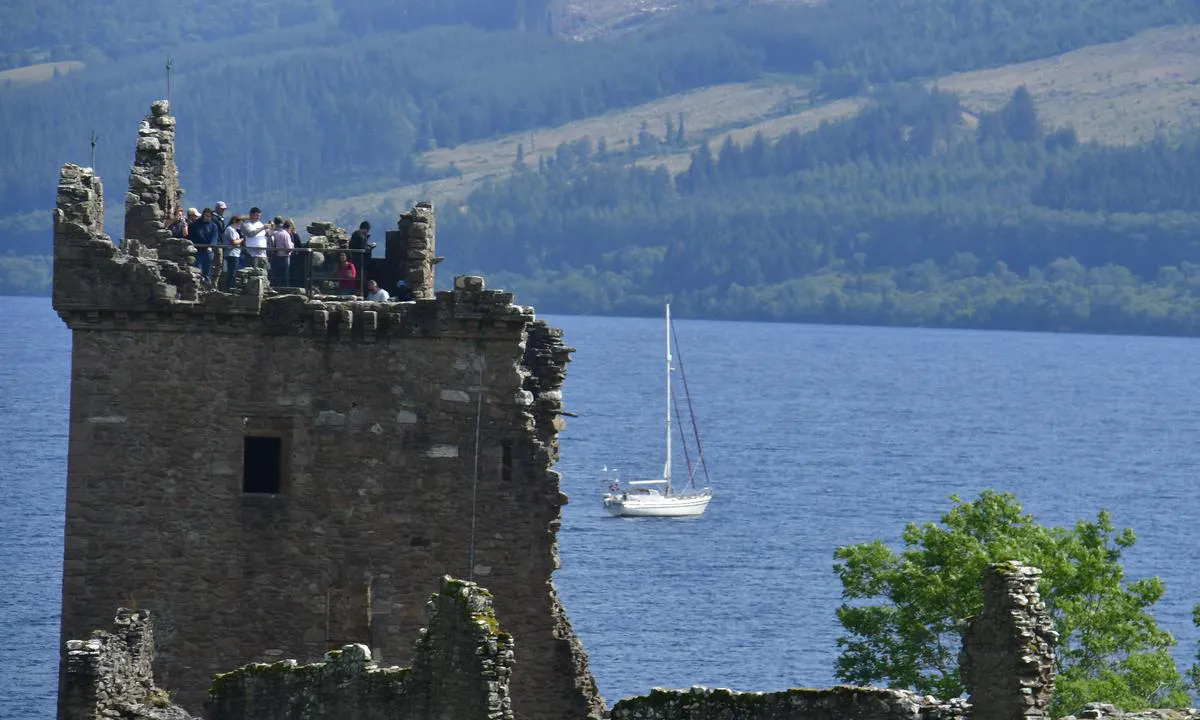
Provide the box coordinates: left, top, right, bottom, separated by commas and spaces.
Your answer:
609, 562, 1056, 720
56, 144, 600, 720
206, 577, 514, 720
59, 609, 194, 720
961, 563, 1057, 720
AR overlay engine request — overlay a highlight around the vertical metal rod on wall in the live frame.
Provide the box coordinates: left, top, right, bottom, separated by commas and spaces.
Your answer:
165, 56, 173, 103
468, 361, 485, 582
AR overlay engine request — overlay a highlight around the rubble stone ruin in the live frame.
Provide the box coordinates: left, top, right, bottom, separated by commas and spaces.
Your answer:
58, 562, 1071, 720
53, 101, 602, 720
961, 562, 1058, 720
608, 561, 1059, 720
59, 577, 515, 720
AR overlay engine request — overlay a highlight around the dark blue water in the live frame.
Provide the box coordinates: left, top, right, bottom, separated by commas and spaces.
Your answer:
5, 295, 1200, 717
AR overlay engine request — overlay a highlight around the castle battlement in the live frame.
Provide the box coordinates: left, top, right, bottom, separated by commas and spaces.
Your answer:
53, 103, 602, 720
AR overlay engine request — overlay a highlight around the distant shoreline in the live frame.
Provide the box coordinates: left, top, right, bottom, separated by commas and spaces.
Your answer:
8, 290, 1200, 341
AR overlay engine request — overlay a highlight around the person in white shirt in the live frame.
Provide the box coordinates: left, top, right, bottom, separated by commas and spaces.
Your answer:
240, 207, 269, 269
220, 214, 244, 291
365, 279, 390, 302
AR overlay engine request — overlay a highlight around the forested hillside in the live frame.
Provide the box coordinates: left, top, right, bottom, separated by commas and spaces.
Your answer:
0, 0, 553, 69
3, 0, 1200, 336
438, 86, 1200, 334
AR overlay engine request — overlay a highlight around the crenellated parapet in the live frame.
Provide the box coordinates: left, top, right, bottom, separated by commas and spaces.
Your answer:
53, 162, 201, 314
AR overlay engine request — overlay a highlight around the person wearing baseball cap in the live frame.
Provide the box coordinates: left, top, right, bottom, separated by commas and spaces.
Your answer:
213, 201, 228, 233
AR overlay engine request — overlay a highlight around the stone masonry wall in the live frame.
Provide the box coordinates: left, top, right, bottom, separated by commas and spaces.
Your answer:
610, 686, 968, 720
59, 609, 194, 720
961, 562, 1058, 720
56, 284, 601, 720
205, 577, 514, 720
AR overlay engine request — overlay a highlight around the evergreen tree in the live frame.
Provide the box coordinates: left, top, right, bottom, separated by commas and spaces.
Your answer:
1001, 85, 1042, 143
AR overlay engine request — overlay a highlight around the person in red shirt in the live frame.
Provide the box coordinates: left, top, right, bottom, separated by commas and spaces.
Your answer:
334, 252, 357, 295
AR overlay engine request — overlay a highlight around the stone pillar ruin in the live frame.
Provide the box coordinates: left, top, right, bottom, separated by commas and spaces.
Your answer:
388, 201, 441, 300
961, 562, 1058, 720
58, 609, 194, 720
124, 100, 191, 268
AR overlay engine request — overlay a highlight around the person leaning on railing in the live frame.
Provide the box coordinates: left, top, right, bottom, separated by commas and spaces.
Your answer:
220, 214, 244, 292
269, 215, 294, 287
335, 252, 357, 296
189, 207, 222, 288
240, 207, 269, 270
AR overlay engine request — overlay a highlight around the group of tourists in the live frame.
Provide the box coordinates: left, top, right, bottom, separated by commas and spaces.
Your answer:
167, 203, 381, 296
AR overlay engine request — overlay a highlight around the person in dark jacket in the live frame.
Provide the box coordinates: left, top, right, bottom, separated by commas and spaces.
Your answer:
188, 207, 222, 287
212, 200, 228, 234
284, 219, 306, 288
348, 221, 375, 282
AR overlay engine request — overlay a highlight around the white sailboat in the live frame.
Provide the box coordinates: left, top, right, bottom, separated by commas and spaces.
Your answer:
602, 304, 713, 518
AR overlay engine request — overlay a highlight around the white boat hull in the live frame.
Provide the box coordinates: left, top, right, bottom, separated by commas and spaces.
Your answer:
601, 304, 715, 519
602, 489, 712, 518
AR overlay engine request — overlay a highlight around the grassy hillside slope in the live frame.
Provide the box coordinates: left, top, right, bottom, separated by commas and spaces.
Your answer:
300, 24, 1200, 224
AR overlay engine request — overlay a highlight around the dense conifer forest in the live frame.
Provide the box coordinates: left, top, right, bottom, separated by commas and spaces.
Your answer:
3, 0, 1200, 335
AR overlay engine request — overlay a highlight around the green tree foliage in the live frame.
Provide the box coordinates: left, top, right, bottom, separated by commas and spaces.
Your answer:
1033, 136, 1200, 213
832, 491, 1189, 715
978, 85, 1043, 144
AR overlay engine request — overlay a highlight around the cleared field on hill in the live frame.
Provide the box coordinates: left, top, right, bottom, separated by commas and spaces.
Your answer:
301, 24, 1200, 221
940, 25, 1200, 144
553, 0, 823, 41
0, 61, 85, 87
303, 79, 819, 219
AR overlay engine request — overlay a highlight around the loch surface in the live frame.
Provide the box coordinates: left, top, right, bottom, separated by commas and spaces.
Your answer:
4, 295, 1200, 717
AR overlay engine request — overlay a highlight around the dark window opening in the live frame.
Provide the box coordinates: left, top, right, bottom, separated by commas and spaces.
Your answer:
501, 442, 513, 483
243, 436, 282, 494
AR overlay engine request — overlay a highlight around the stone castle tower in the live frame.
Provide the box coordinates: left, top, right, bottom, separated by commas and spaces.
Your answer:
52, 101, 603, 719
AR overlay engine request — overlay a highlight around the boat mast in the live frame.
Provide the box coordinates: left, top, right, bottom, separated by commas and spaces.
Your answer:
665, 303, 672, 495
